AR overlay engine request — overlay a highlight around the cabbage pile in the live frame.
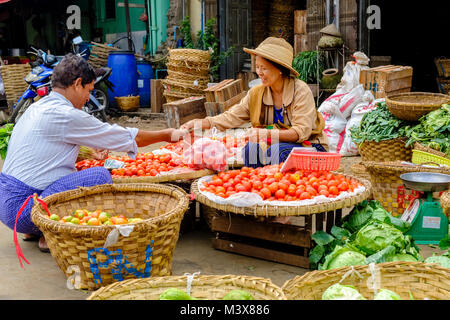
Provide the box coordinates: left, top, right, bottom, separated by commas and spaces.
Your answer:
309, 200, 423, 270
322, 284, 402, 300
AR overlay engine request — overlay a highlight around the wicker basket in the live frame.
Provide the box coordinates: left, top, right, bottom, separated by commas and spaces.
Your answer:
358, 137, 412, 162
112, 169, 213, 184
437, 77, 450, 95
115, 96, 140, 112
414, 142, 449, 160
191, 173, 372, 217
363, 161, 450, 216
385, 92, 450, 121
31, 183, 189, 291
0, 64, 31, 106
350, 162, 372, 182
87, 274, 287, 300
442, 191, 450, 217
435, 58, 450, 78
282, 262, 450, 300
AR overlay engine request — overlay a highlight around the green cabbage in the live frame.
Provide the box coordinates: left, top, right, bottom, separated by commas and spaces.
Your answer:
319, 245, 366, 270
354, 221, 406, 255
424, 254, 450, 268
322, 284, 366, 300
374, 289, 402, 300
386, 253, 418, 262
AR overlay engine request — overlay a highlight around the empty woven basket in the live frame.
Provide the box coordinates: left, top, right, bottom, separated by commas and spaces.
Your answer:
385, 92, 450, 121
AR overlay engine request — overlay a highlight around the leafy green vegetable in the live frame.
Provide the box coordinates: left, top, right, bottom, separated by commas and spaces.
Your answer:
319, 244, 366, 270
350, 102, 415, 144
322, 284, 366, 300
292, 51, 325, 84
354, 221, 407, 255
374, 289, 402, 300
424, 251, 450, 268
0, 123, 13, 160
405, 104, 450, 155
385, 253, 419, 262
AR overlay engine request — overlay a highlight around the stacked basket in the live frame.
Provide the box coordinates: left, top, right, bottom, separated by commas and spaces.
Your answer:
31, 183, 189, 290
163, 49, 211, 102
282, 262, 450, 300
87, 274, 287, 300
442, 191, 450, 217
0, 64, 31, 108
268, 0, 295, 43
363, 161, 450, 216
88, 42, 120, 68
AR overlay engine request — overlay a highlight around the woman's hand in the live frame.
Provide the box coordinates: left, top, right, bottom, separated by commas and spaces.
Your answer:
169, 128, 190, 142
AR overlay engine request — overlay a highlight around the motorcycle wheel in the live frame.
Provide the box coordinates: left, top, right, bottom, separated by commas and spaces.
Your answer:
85, 87, 108, 122
9, 98, 33, 124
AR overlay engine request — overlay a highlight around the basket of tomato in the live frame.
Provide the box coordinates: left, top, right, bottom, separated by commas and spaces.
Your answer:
75, 152, 213, 184
191, 164, 372, 217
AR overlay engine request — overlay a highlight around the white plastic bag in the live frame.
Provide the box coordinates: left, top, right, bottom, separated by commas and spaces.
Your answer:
340, 91, 377, 156
336, 52, 370, 94
322, 111, 348, 153
318, 91, 347, 115
337, 84, 365, 119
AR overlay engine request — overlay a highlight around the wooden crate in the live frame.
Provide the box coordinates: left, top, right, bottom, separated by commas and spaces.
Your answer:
203, 206, 342, 269
150, 79, 166, 113
163, 96, 206, 128
204, 91, 246, 117
294, 34, 309, 55
294, 10, 307, 35
203, 79, 234, 102
360, 65, 413, 99
213, 79, 244, 103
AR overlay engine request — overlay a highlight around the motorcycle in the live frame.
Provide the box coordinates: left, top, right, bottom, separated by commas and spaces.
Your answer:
9, 45, 114, 124
8, 47, 59, 124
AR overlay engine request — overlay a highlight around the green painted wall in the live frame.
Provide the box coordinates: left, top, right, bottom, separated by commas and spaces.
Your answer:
94, 0, 169, 55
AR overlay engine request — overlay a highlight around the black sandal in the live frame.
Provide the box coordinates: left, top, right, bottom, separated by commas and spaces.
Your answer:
22, 234, 40, 242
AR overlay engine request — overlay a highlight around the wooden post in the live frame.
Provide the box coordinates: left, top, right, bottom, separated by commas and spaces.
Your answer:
150, 79, 165, 113
124, 0, 133, 51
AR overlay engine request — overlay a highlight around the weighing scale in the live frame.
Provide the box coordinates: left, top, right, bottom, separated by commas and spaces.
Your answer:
400, 172, 450, 245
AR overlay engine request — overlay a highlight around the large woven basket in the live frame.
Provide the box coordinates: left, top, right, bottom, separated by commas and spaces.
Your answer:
435, 57, 450, 78
0, 64, 31, 107
358, 137, 412, 162
350, 162, 372, 183
31, 183, 189, 291
282, 262, 450, 300
115, 96, 140, 112
191, 173, 372, 217
112, 169, 213, 184
413, 142, 450, 166
385, 92, 450, 121
363, 161, 450, 216
87, 274, 287, 300
442, 191, 450, 217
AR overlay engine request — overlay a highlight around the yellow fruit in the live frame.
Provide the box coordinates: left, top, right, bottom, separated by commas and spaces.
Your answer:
71, 217, 80, 225
98, 212, 110, 223
87, 218, 100, 226
62, 216, 73, 223
49, 214, 60, 221
103, 220, 113, 226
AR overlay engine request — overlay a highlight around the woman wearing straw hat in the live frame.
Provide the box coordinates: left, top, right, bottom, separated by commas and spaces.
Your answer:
180, 37, 328, 168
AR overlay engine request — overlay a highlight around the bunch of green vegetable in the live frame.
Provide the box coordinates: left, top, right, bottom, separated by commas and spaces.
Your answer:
292, 51, 325, 84
309, 200, 423, 270
0, 123, 13, 160
405, 104, 450, 156
322, 284, 402, 300
350, 102, 415, 144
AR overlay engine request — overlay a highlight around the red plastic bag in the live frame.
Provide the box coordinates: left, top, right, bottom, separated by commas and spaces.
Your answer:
183, 137, 228, 172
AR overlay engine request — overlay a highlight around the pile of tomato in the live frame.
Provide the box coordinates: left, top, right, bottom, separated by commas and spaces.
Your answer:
75, 152, 185, 178
200, 164, 361, 201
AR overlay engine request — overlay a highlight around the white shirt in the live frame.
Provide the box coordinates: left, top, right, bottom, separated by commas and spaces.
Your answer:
2, 91, 139, 190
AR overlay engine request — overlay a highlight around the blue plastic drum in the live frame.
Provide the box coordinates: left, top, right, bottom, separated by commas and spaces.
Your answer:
107, 51, 138, 107
137, 61, 153, 108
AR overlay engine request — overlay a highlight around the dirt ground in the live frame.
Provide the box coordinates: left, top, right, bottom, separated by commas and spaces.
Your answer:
0, 114, 445, 300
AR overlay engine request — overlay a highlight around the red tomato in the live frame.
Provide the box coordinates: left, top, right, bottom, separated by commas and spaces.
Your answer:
268, 182, 279, 195
329, 186, 339, 195
260, 188, 271, 199
299, 192, 311, 200
275, 189, 286, 199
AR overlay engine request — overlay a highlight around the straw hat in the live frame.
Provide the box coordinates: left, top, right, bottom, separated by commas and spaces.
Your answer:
244, 37, 300, 77
320, 23, 342, 37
